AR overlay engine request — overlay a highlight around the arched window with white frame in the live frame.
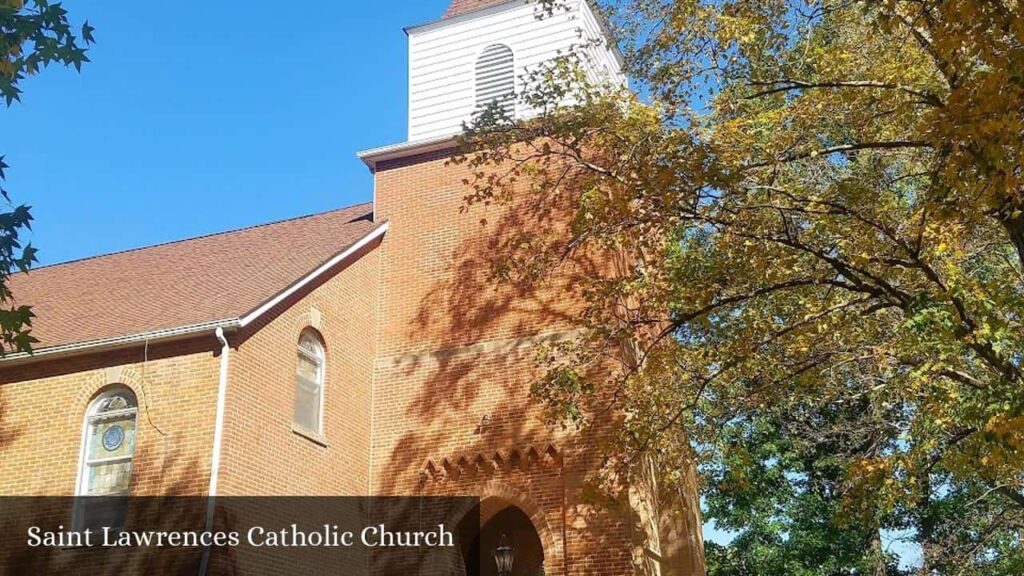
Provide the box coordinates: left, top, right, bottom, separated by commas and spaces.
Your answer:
75, 387, 137, 530
294, 329, 325, 435
475, 43, 515, 119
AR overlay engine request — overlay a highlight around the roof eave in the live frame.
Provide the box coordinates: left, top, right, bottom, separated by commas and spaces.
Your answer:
0, 319, 241, 367
0, 221, 391, 368
357, 135, 460, 171
237, 220, 389, 326
404, 0, 520, 35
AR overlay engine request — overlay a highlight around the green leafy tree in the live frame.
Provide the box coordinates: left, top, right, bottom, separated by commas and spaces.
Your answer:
0, 0, 92, 354
458, 0, 1024, 572
703, 393, 905, 575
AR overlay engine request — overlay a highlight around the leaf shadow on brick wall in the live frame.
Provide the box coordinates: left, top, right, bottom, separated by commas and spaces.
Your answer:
407, 174, 598, 416
372, 160, 644, 574
0, 391, 21, 452
379, 177, 601, 492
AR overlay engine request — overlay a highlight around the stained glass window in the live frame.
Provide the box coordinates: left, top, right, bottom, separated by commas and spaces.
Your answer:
79, 389, 137, 496
75, 388, 137, 532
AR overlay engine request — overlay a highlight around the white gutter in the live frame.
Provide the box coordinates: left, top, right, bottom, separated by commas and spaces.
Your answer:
238, 222, 389, 327
199, 326, 231, 576
0, 319, 241, 366
208, 326, 230, 500
356, 137, 458, 171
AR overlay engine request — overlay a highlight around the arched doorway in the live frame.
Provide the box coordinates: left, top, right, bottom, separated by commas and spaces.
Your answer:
458, 500, 545, 576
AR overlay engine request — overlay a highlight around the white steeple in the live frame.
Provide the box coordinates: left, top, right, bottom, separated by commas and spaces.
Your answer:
404, 0, 625, 142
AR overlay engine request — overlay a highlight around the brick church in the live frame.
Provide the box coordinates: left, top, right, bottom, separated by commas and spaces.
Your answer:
0, 1, 704, 574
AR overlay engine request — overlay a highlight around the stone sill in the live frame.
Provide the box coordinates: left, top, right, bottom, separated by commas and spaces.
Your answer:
292, 425, 328, 448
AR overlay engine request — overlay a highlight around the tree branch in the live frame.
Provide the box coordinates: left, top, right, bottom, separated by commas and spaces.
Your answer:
746, 78, 943, 106
746, 141, 931, 169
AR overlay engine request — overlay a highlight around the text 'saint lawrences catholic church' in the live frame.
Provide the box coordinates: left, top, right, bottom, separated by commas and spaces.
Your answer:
0, 1, 704, 574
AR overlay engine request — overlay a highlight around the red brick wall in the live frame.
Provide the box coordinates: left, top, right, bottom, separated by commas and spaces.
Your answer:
0, 245, 383, 573
0, 237, 381, 499
217, 244, 381, 496
370, 147, 635, 576
0, 339, 222, 497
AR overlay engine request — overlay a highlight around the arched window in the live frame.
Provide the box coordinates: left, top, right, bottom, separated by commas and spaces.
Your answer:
77, 387, 138, 497
294, 329, 325, 435
476, 44, 515, 118
74, 387, 137, 531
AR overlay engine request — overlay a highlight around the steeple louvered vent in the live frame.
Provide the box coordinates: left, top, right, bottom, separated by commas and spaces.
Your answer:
475, 44, 515, 118
405, 0, 624, 141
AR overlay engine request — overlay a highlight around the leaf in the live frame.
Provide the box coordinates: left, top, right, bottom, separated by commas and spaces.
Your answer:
81, 20, 94, 44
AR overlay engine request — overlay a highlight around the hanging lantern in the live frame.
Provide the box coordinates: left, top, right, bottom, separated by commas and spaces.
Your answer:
494, 533, 515, 576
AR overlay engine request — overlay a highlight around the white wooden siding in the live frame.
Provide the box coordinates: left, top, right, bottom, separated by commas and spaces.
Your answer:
407, 0, 625, 141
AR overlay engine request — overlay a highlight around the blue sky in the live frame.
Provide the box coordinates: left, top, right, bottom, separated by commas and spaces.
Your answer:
4, 1, 450, 266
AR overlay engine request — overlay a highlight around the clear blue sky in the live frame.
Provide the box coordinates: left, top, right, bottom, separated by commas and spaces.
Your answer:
5, 0, 450, 266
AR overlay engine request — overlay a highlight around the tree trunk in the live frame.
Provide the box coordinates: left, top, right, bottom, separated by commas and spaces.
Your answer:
998, 203, 1024, 272
869, 528, 887, 576
917, 471, 936, 573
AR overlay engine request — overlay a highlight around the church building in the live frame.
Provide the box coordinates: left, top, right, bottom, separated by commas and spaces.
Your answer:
0, 1, 704, 574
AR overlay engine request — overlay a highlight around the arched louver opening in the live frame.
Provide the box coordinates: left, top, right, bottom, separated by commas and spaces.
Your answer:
476, 44, 515, 118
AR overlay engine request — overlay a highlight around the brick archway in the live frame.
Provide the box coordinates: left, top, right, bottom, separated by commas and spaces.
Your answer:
442, 479, 562, 575
475, 480, 560, 574
477, 505, 544, 576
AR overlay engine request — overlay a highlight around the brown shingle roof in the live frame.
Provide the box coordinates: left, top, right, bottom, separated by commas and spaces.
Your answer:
444, 0, 513, 18
8, 202, 381, 351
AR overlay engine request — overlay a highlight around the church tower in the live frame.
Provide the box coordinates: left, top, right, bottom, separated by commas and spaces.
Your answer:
404, 0, 625, 141
361, 2, 705, 575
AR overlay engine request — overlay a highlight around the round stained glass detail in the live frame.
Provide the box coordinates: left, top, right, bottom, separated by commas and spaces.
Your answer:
102, 425, 125, 452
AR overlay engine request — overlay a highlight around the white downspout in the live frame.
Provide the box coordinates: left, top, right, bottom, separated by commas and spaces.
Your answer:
199, 327, 231, 575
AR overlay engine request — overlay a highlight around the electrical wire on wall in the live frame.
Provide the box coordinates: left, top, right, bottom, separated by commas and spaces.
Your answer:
140, 338, 167, 436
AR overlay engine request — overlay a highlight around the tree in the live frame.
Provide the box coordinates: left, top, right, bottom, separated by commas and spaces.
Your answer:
702, 396, 906, 575
0, 0, 93, 354
458, 0, 1024, 572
